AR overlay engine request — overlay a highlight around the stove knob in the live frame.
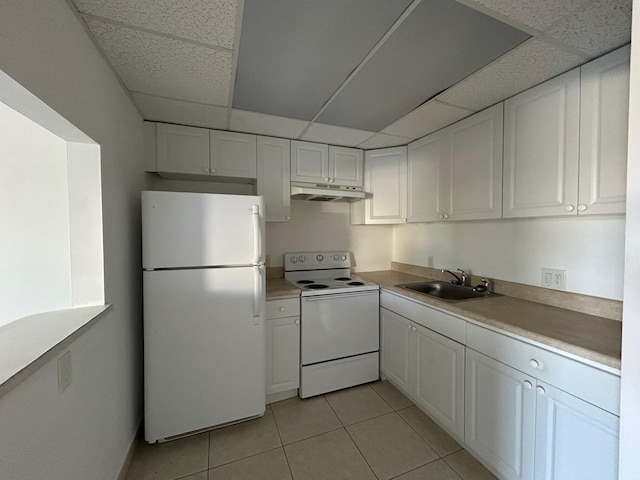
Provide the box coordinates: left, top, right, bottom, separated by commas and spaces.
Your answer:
316, 254, 324, 262
333, 255, 340, 261
291, 257, 298, 263
298, 255, 306, 262
340, 255, 347, 261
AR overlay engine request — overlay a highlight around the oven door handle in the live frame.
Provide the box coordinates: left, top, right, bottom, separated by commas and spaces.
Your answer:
303, 290, 378, 301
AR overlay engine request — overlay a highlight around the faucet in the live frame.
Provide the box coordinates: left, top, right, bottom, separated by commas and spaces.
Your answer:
473, 278, 491, 293
442, 268, 467, 286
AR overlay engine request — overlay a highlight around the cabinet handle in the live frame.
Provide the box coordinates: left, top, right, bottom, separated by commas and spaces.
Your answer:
439, 214, 445, 220
285, 215, 291, 221
412, 326, 417, 332
577, 204, 587, 212
294, 319, 300, 325
325, 177, 330, 182
565, 205, 575, 212
444, 213, 449, 220
524, 380, 533, 389
536, 386, 546, 395
204, 167, 210, 173
407, 324, 412, 330
211, 168, 217, 174
529, 359, 540, 369
402, 218, 407, 222
279, 306, 286, 312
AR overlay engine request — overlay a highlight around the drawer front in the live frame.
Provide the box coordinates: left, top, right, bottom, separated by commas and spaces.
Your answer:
467, 323, 620, 415
380, 290, 466, 344
266, 298, 300, 319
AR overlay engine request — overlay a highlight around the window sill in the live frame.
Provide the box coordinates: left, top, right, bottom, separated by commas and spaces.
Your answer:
0, 305, 111, 399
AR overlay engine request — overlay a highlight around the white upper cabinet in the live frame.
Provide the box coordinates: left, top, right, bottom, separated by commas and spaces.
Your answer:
447, 103, 503, 221
407, 130, 448, 222
156, 123, 210, 175
503, 69, 581, 218
579, 45, 630, 215
210, 130, 257, 179
328, 146, 363, 186
361, 146, 408, 224
291, 140, 329, 183
257, 136, 291, 222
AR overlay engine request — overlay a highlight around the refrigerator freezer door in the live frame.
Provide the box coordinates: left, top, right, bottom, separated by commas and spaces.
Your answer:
142, 191, 264, 269
143, 266, 265, 443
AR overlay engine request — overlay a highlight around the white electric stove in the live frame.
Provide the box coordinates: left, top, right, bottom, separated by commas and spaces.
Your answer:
284, 252, 380, 398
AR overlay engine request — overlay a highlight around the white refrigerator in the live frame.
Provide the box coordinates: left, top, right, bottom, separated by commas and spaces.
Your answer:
142, 191, 266, 443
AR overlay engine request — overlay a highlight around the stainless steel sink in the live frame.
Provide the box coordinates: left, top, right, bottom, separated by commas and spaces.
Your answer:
396, 281, 497, 302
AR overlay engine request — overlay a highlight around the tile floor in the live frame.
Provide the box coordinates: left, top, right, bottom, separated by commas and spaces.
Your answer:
125, 381, 497, 480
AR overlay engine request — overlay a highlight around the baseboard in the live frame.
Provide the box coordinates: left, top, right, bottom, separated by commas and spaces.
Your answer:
266, 388, 298, 404
116, 419, 142, 480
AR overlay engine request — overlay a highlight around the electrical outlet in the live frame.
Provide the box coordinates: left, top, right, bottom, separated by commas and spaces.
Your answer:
58, 351, 72, 393
542, 268, 566, 290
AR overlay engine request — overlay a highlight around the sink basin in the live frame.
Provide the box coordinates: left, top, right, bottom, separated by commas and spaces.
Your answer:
396, 281, 496, 302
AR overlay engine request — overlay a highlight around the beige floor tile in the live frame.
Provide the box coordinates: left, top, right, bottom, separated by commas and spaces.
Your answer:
209, 406, 282, 468
325, 384, 393, 425
208, 448, 292, 480
394, 459, 461, 480
125, 433, 209, 480
284, 428, 376, 480
398, 406, 463, 457
444, 450, 498, 480
177, 473, 207, 480
271, 396, 342, 445
346, 412, 438, 480
370, 381, 414, 410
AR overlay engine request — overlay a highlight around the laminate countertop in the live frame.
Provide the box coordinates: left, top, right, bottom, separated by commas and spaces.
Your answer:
358, 270, 622, 372
266, 278, 300, 300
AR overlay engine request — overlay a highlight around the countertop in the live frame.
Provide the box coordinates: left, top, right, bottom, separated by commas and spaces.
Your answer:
358, 270, 622, 372
266, 278, 300, 299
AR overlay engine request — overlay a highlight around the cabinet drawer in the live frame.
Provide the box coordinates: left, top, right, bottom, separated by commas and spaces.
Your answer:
380, 291, 466, 344
266, 298, 300, 319
467, 323, 620, 415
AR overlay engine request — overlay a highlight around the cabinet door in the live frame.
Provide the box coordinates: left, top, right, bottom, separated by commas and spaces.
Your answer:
579, 45, 630, 215
534, 382, 619, 480
503, 69, 580, 218
291, 140, 329, 183
257, 136, 291, 222
465, 349, 535, 480
265, 316, 300, 395
156, 123, 210, 175
407, 131, 448, 222
448, 103, 503, 221
329, 146, 363, 187
210, 130, 257, 179
363, 147, 408, 224
413, 323, 465, 440
380, 308, 414, 394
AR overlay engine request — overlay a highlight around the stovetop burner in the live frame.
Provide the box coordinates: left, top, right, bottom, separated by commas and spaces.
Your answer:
306, 284, 329, 290
297, 280, 314, 284
348, 281, 364, 286
335, 277, 351, 281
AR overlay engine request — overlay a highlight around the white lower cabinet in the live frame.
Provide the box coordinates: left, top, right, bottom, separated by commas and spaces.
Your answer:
380, 306, 465, 439
265, 298, 300, 400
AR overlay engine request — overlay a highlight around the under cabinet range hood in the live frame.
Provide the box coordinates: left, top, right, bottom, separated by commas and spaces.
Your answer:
290, 182, 365, 202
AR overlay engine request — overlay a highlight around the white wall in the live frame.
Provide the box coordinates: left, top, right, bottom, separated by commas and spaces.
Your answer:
0, 1, 145, 479
393, 215, 626, 300
0, 102, 72, 326
267, 200, 393, 272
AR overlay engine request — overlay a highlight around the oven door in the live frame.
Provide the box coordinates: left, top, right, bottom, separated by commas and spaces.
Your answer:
301, 290, 379, 365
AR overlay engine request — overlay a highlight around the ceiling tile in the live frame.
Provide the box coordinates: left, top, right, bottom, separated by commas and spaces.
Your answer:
543, 0, 632, 57
436, 39, 584, 111
316, 0, 529, 131
85, 17, 232, 105
229, 109, 308, 138
301, 123, 375, 147
357, 133, 414, 150
458, 0, 591, 30
132, 92, 227, 129
73, 0, 238, 49
382, 101, 474, 139
233, 0, 413, 120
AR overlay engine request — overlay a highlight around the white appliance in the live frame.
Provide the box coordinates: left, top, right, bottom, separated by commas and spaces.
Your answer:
142, 191, 266, 443
284, 252, 379, 398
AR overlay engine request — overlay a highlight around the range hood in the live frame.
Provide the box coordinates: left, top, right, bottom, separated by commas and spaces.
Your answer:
290, 182, 365, 202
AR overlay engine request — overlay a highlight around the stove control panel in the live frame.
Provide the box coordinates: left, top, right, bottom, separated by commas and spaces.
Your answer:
284, 251, 351, 271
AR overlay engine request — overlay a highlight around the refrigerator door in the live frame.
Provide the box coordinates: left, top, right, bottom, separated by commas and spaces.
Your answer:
142, 191, 265, 269
143, 266, 265, 443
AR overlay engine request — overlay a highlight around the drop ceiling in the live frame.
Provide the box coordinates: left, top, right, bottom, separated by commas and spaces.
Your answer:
71, 0, 632, 148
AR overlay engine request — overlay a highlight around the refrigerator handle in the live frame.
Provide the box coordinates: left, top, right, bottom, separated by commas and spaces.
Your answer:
252, 204, 263, 264
253, 265, 263, 322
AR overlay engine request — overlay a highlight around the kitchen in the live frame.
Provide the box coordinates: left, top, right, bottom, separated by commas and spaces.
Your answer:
0, 1, 639, 480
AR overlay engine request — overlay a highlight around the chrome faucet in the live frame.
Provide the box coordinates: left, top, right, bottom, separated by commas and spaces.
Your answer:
442, 268, 467, 286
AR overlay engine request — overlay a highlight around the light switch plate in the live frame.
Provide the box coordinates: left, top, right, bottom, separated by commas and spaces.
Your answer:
542, 268, 566, 290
